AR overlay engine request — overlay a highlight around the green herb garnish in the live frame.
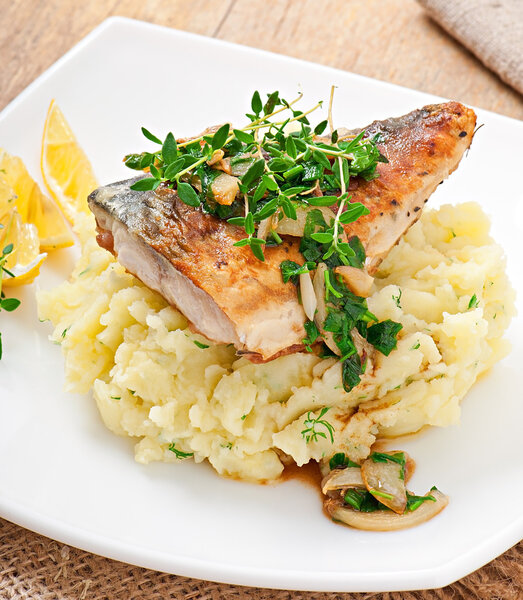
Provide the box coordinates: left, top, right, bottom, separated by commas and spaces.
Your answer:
406, 491, 436, 512
343, 488, 437, 514
366, 320, 403, 356
125, 89, 386, 261
329, 452, 361, 470
168, 443, 194, 459
193, 340, 210, 349
280, 260, 315, 284
369, 489, 394, 500
343, 489, 386, 513
303, 320, 320, 352
301, 406, 335, 444
392, 288, 402, 308
468, 293, 479, 309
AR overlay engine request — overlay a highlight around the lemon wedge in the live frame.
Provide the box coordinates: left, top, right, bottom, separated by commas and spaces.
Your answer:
1, 201, 46, 288
41, 100, 98, 224
0, 149, 73, 250
0, 177, 17, 221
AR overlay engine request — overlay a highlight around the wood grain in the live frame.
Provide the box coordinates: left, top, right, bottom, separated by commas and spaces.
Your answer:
0, 0, 521, 118
0, 1, 521, 599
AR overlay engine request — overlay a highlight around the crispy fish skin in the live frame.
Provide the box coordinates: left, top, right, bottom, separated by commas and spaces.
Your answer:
89, 180, 307, 360
345, 102, 476, 273
89, 101, 476, 361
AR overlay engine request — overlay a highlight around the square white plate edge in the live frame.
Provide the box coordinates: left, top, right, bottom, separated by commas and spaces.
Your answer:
1, 16, 522, 593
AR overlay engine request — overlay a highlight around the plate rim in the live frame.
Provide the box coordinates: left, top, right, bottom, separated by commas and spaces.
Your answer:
3, 494, 522, 592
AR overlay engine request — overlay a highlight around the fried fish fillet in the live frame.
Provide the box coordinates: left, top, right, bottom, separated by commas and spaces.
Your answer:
88, 101, 476, 361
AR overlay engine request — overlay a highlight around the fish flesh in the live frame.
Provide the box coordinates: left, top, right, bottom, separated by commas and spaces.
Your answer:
90, 181, 308, 360
88, 102, 476, 361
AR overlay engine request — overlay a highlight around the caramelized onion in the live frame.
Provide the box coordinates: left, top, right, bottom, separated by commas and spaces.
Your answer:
299, 271, 317, 321
230, 157, 255, 177
321, 467, 364, 495
325, 489, 448, 531
276, 206, 336, 237
207, 149, 224, 166
211, 173, 239, 206
256, 217, 272, 241
334, 266, 374, 298
361, 453, 409, 514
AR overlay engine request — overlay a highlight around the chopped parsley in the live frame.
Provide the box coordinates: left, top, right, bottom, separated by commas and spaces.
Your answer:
193, 340, 210, 349
343, 487, 437, 514
392, 288, 402, 308
343, 489, 386, 512
303, 320, 320, 351
366, 320, 403, 356
280, 260, 315, 284
468, 294, 479, 309
329, 452, 361, 470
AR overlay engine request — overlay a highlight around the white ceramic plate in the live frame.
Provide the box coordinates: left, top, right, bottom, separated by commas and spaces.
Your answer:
1, 17, 522, 593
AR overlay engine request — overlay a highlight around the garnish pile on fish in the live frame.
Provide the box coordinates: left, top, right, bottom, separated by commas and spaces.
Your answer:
88, 96, 476, 387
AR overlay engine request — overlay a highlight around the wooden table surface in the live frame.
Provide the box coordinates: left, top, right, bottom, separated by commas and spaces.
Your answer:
1, 0, 522, 119
0, 1, 521, 599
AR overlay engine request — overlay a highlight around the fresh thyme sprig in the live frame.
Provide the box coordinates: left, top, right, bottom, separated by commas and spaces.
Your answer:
124, 89, 386, 260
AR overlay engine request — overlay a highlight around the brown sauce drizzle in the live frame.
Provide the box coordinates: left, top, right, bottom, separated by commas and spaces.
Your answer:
280, 460, 324, 501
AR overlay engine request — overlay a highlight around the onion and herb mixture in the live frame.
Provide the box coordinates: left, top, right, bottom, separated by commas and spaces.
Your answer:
120, 90, 445, 529
123, 89, 401, 394
321, 451, 447, 530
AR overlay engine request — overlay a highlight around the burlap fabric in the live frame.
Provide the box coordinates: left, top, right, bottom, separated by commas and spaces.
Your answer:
417, 0, 523, 95
1, 518, 521, 599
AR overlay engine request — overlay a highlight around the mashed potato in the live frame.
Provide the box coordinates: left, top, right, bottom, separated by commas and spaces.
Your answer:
37, 202, 515, 482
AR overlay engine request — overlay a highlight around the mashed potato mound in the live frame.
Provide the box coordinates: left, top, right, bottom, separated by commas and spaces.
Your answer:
37, 203, 515, 482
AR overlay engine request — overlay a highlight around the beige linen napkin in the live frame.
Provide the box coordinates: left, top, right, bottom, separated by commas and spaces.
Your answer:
417, 0, 523, 95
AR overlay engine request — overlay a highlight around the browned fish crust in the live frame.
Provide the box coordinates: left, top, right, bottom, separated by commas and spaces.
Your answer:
345, 102, 476, 272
